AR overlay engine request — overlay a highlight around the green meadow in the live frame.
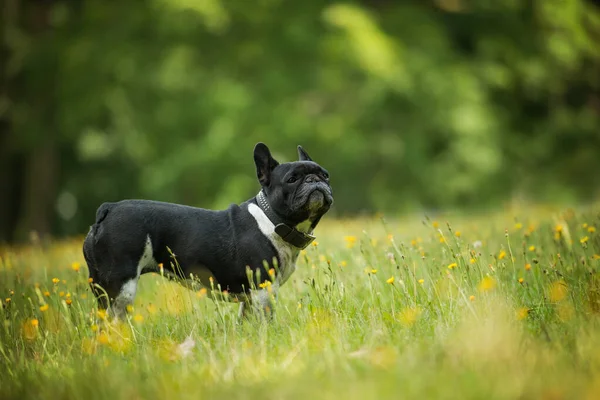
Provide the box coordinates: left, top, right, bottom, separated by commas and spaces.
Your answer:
2, 204, 600, 400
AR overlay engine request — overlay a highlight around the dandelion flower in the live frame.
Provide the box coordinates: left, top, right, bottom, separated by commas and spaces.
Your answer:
339, 260, 347, 267
370, 269, 377, 274
516, 307, 530, 321
432, 221, 439, 229
386, 276, 395, 284
588, 226, 596, 233
98, 332, 110, 345
97, 310, 107, 320
5, 298, 10, 304
528, 245, 536, 252
30, 319, 39, 327
549, 280, 568, 302
343, 236, 357, 248
59, 291, 65, 297
398, 307, 421, 327
40, 304, 49, 312
52, 278, 60, 284
311, 241, 319, 247
418, 279, 424, 284
498, 250, 507, 260
580, 236, 589, 244
447, 262, 457, 270
66, 299, 72, 306
455, 231, 461, 238
593, 254, 600, 260
525, 263, 531, 271
88, 277, 93, 284
478, 276, 496, 292
71, 262, 81, 272
515, 222, 523, 230
469, 295, 475, 302
518, 277, 524, 284
133, 314, 144, 323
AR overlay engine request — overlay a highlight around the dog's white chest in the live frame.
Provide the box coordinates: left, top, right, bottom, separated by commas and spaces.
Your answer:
247, 203, 300, 285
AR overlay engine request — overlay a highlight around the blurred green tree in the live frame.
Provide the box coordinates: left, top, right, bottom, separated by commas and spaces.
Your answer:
1, 0, 599, 241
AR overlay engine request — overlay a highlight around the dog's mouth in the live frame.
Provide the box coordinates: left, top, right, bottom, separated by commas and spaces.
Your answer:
305, 186, 333, 212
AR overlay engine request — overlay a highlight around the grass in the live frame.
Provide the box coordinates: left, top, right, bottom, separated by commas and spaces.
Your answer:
2, 204, 600, 399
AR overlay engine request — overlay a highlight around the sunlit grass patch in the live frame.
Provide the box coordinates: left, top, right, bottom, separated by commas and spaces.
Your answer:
1, 204, 600, 398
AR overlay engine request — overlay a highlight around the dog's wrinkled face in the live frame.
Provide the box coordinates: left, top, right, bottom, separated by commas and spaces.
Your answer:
254, 143, 333, 227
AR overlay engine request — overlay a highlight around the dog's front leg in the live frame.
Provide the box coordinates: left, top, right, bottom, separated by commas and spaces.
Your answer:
237, 286, 277, 322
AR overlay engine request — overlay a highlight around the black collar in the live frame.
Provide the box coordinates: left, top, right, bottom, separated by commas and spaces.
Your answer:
256, 190, 316, 249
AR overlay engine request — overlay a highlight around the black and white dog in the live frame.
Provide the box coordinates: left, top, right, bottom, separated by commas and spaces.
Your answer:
83, 143, 333, 320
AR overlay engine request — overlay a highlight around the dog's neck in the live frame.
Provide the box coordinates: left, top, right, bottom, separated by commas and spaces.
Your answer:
255, 190, 315, 249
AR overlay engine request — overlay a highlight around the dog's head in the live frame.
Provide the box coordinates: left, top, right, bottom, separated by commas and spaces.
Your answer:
254, 143, 333, 228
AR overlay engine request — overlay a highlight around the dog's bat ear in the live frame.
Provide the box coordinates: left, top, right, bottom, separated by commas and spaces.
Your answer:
254, 143, 279, 186
297, 145, 313, 162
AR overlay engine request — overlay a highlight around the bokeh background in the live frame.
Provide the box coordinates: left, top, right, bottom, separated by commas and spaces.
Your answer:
1, 0, 600, 242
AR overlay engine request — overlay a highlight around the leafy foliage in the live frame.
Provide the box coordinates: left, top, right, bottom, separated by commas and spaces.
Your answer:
2, 0, 600, 239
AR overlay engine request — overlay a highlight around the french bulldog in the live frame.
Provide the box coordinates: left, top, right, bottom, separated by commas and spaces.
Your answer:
83, 143, 333, 320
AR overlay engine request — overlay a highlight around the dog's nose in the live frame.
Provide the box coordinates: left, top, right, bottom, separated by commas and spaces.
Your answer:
305, 175, 318, 183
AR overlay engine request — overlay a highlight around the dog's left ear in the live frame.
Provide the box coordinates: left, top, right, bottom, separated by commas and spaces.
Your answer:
254, 142, 279, 186
297, 145, 313, 162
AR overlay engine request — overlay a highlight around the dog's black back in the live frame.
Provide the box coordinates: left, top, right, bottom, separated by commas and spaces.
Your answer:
83, 199, 277, 307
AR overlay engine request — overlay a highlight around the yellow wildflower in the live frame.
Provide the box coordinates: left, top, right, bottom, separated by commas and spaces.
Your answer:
498, 250, 506, 260
588, 226, 596, 233
516, 308, 530, 320
259, 280, 272, 289
370, 269, 377, 274
583, 223, 589, 229
455, 231, 461, 238
432, 221, 439, 229
525, 263, 531, 271
52, 278, 60, 284
196, 288, 208, 298
515, 222, 523, 230
30, 319, 39, 328
549, 280, 568, 302
386, 276, 395, 284
66, 299, 72, 306
97, 310, 107, 320
593, 254, 600, 260
268, 268, 275, 277
398, 307, 421, 327
478, 276, 496, 292
339, 260, 348, 267
59, 291, 65, 297
518, 277, 524, 284
410, 239, 418, 247
580, 236, 589, 244
469, 295, 475, 302
311, 241, 319, 247
39, 304, 49, 312
98, 332, 110, 345
447, 262, 457, 270
470, 258, 476, 264
71, 262, 81, 272
418, 279, 424, 284
554, 224, 563, 233
133, 314, 144, 323
343, 236, 357, 248
88, 277, 93, 284
91, 324, 98, 332
5, 298, 10, 304
528, 245, 536, 252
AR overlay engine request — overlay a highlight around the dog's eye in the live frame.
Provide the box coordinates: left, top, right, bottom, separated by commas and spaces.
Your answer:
287, 176, 297, 183
321, 172, 329, 180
